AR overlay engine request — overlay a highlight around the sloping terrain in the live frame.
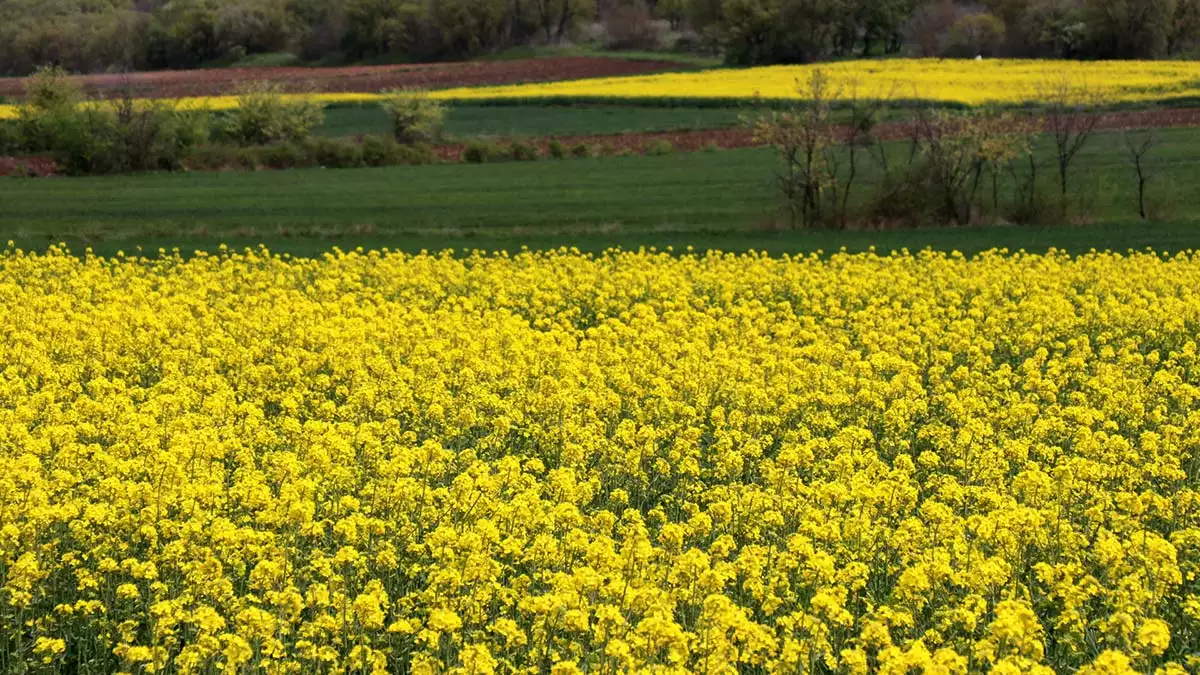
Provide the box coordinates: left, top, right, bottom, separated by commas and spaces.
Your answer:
0, 57, 687, 99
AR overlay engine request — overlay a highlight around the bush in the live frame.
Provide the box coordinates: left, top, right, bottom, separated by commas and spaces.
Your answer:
570, 142, 593, 158
381, 90, 447, 145
185, 144, 242, 171
547, 140, 567, 159
255, 141, 315, 170
0, 121, 21, 155
305, 136, 364, 168
358, 135, 436, 167
462, 140, 506, 164
361, 134, 405, 167
15, 70, 210, 175
646, 139, 674, 156
509, 142, 540, 161
218, 81, 324, 146
111, 98, 211, 172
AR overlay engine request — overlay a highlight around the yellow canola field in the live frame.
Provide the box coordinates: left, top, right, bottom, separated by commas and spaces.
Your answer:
3, 247, 1200, 674
4, 58, 1200, 119
432, 58, 1200, 105
0, 92, 379, 120
432, 59, 1200, 106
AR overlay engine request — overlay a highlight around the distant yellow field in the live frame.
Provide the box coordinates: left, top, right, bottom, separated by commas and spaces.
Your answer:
0, 93, 380, 119
432, 59, 1200, 105
3, 59, 1200, 119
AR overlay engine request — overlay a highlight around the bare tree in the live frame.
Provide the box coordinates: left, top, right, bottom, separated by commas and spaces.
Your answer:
1123, 129, 1160, 220
750, 71, 888, 229
750, 71, 837, 229
1039, 74, 1105, 201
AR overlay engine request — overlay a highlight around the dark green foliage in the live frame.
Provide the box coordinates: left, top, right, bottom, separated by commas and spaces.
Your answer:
0, 0, 606, 75
462, 139, 507, 163
508, 141, 540, 161
12, 67, 209, 175
318, 104, 746, 139
361, 134, 406, 166
645, 139, 674, 155
184, 135, 436, 170
217, 82, 324, 146
255, 141, 318, 170
547, 139, 568, 159
305, 136, 365, 168
381, 90, 446, 144
0, 121, 19, 154
4, 138, 1200, 258
2, 0, 1199, 74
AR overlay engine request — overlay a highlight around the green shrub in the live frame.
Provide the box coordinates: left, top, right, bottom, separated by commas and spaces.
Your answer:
15, 69, 209, 174
235, 147, 260, 171
361, 134, 404, 167
111, 98, 211, 172
218, 81, 324, 146
306, 137, 364, 169
186, 144, 242, 171
24, 66, 82, 112
397, 143, 437, 166
255, 142, 314, 170
509, 142, 539, 161
547, 140, 567, 159
17, 66, 85, 154
0, 121, 21, 155
381, 90, 447, 145
646, 139, 674, 156
570, 143, 593, 159
462, 140, 506, 164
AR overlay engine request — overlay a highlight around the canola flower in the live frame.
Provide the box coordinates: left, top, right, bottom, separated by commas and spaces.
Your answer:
432, 59, 1200, 106
1, 245, 1200, 674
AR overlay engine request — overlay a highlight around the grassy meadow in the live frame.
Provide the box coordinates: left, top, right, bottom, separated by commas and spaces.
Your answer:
4, 126, 1200, 256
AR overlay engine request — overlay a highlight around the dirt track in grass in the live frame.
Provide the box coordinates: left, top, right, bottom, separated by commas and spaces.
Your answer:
0, 57, 688, 99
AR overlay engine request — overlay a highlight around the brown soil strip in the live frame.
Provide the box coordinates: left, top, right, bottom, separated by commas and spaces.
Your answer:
0, 156, 55, 177
0, 57, 688, 100
437, 106, 1200, 158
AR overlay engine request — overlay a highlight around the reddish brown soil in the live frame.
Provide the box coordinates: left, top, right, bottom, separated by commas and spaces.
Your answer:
440, 106, 1200, 158
0, 156, 56, 177
10, 107, 1200, 177
0, 57, 686, 100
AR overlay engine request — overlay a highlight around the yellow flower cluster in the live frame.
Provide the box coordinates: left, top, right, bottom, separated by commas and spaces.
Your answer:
431, 58, 1200, 106
2, 245, 1200, 674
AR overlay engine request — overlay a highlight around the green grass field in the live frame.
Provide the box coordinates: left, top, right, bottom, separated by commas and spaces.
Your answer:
3, 127, 1200, 257
320, 104, 747, 138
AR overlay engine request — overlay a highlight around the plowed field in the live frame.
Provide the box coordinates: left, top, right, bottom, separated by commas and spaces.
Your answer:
0, 57, 686, 99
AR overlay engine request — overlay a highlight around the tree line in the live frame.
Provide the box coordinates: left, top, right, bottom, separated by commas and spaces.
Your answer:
1, 0, 1198, 76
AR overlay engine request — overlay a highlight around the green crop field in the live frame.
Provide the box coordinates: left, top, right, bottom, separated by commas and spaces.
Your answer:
319, 104, 747, 139
3, 126, 1200, 257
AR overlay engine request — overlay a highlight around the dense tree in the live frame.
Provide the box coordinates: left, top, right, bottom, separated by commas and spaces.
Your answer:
0, 0, 1198, 75
1081, 0, 1176, 59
